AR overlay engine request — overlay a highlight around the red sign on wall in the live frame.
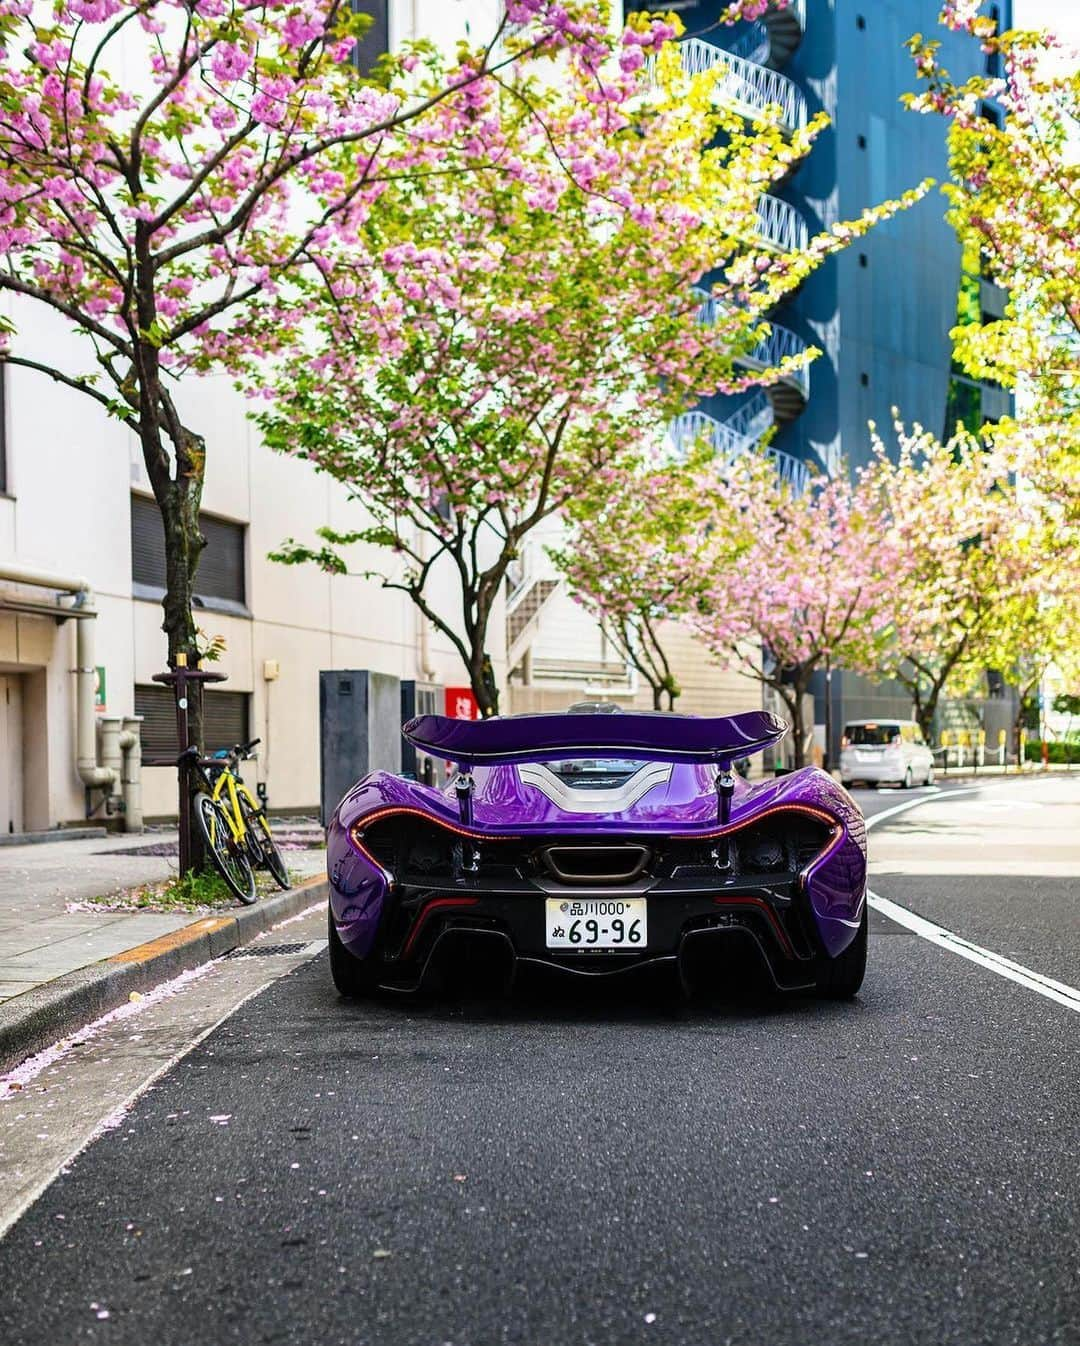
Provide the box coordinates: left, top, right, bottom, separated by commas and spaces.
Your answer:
445, 687, 481, 721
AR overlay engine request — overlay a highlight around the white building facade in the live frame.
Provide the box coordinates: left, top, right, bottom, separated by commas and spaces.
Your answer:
0, 0, 760, 835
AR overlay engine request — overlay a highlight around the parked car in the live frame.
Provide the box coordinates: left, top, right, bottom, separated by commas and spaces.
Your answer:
839, 718, 935, 790
325, 707, 869, 1000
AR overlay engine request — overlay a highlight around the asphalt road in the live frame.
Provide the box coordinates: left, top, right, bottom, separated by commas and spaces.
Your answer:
1, 776, 1078, 1345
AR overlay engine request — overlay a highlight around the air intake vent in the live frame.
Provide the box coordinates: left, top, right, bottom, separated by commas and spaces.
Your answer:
540, 844, 651, 885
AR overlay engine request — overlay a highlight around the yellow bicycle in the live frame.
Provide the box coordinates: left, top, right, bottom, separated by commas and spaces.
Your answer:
182, 738, 290, 903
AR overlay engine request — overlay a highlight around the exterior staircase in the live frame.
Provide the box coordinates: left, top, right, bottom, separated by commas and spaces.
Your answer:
506, 576, 559, 674
666, 2, 817, 491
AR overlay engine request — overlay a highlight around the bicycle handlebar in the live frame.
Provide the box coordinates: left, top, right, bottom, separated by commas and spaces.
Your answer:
176, 737, 261, 768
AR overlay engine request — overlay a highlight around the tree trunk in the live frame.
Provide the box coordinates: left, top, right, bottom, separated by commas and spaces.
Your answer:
1014, 705, 1027, 767
768, 682, 801, 769
651, 682, 663, 711
470, 652, 500, 717
789, 680, 809, 769
915, 680, 945, 746
141, 415, 208, 871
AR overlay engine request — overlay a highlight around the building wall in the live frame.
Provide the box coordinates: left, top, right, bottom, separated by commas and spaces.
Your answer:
0, 281, 503, 830
775, 0, 1012, 472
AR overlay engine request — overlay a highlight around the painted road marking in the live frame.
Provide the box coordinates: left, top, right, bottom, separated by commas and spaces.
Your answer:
864, 785, 1080, 1016
868, 890, 1080, 1016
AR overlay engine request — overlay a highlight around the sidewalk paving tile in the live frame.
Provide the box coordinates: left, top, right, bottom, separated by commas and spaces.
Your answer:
0, 824, 328, 1034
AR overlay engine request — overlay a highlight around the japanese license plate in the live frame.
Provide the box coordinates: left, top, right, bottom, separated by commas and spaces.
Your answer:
545, 897, 647, 950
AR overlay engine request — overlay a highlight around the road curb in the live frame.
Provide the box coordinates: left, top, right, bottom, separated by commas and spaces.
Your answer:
0, 876, 328, 1075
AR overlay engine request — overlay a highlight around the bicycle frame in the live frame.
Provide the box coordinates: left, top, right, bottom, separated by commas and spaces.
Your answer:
190, 754, 259, 847
215, 768, 263, 839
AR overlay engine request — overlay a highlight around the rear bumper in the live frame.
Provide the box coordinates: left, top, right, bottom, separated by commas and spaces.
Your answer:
840, 757, 903, 782
336, 878, 831, 994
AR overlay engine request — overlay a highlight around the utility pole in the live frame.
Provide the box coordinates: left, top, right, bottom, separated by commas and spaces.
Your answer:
824, 655, 833, 775
152, 655, 225, 874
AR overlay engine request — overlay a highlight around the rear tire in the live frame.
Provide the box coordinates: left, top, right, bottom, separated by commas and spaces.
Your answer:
903, 766, 914, 790
328, 908, 380, 997
925, 763, 936, 786
840, 779, 853, 790
193, 793, 256, 905
813, 902, 868, 999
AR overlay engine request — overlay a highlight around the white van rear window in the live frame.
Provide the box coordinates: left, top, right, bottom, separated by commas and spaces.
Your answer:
845, 723, 899, 746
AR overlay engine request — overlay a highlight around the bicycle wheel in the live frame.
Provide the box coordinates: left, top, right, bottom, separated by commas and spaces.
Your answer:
193, 792, 257, 905
238, 792, 290, 890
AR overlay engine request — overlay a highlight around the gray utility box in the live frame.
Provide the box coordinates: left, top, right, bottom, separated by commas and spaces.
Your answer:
319, 671, 402, 826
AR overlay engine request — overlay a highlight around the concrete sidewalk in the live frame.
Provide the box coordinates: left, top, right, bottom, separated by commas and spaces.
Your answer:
0, 824, 328, 1007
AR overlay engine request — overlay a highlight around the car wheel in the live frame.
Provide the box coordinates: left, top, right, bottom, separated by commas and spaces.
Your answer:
328, 907, 380, 997
813, 903, 868, 1000
840, 779, 853, 790
925, 762, 935, 786
903, 766, 914, 790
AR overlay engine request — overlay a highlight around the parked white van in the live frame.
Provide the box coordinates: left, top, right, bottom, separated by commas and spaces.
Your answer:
839, 719, 935, 789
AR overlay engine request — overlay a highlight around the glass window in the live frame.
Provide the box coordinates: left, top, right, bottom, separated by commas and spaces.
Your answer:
350, 0, 389, 75
544, 758, 645, 789
844, 723, 900, 746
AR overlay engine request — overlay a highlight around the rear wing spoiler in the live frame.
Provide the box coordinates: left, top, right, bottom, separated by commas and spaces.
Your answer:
401, 710, 788, 768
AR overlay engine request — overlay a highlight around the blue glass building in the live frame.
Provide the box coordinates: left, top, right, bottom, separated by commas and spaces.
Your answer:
639, 0, 1013, 751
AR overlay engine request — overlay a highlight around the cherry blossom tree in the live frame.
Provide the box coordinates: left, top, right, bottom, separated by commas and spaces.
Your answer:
258, 27, 923, 714
550, 444, 739, 711
863, 417, 1063, 746
686, 458, 896, 768
906, 3, 1080, 510
0, 0, 619, 674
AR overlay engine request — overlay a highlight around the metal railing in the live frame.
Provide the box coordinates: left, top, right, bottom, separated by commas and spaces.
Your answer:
756, 194, 809, 253
767, 446, 812, 495
669, 408, 812, 496
720, 391, 774, 448
672, 37, 807, 135
694, 292, 811, 403
670, 409, 751, 466
743, 323, 811, 401
728, 21, 771, 67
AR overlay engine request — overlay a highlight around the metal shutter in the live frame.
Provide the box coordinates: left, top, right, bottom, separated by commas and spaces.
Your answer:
135, 685, 249, 759
131, 495, 168, 589
196, 514, 246, 605
131, 496, 245, 604
0, 363, 7, 496
134, 684, 177, 760
203, 690, 250, 754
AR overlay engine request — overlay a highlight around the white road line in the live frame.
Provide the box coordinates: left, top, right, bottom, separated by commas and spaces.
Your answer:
863, 783, 1080, 1016
863, 785, 987, 833
867, 891, 1080, 1015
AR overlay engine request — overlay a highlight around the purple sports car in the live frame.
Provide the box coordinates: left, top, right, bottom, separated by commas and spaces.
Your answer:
325, 706, 868, 998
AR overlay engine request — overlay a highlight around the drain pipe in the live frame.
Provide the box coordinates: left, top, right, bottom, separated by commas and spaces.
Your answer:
120, 717, 143, 832
75, 612, 115, 795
